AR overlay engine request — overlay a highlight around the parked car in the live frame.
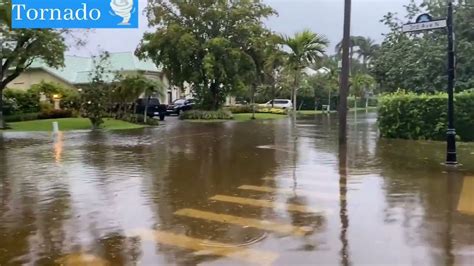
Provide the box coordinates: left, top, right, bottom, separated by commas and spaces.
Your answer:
135, 98, 167, 121
259, 99, 293, 109
167, 99, 194, 115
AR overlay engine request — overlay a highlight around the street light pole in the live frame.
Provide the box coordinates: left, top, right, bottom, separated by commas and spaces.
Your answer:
446, 0, 457, 165
339, 0, 351, 144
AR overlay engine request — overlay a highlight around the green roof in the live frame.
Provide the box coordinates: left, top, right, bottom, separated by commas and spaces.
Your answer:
29, 52, 161, 84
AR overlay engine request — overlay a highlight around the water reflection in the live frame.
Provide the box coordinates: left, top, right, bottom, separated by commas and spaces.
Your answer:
338, 143, 350, 266
53, 132, 64, 163
0, 113, 473, 265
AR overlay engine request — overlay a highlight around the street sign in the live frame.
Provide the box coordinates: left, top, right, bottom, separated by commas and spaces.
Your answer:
416, 13, 433, 23
402, 19, 447, 33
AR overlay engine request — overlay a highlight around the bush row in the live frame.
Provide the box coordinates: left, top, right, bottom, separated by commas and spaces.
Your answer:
224, 105, 288, 115
180, 110, 233, 120
121, 114, 160, 126
5, 110, 74, 123
378, 90, 474, 141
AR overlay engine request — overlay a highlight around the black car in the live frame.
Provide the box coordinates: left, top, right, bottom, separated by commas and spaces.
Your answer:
167, 99, 194, 115
135, 98, 167, 121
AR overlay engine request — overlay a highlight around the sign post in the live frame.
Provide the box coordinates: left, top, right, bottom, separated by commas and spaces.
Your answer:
402, 3, 457, 165
445, 1, 457, 165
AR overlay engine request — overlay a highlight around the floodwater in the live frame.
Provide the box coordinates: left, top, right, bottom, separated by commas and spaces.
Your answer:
0, 112, 473, 265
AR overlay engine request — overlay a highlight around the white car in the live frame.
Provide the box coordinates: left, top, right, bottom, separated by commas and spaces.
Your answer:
260, 99, 293, 109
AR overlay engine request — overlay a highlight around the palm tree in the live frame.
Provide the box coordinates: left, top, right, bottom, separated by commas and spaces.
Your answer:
335, 36, 364, 61
356, 37, 380, 68
264, 46, 287, 108
282, 30, 329, 113
351, 73, 375, 110
142, 78, 165, 123
114, 74, 165, 123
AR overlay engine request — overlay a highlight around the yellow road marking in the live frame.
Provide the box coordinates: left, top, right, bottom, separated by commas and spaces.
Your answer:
209, 195, 323, 214
175, 208, 313, 236
127, 229, 278, 265
262, 177, 344, 188
458, 176, 474, 215
238, 185, 342, 201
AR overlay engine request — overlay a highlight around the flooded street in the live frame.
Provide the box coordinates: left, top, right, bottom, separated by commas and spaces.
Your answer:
0, 112, 473, 265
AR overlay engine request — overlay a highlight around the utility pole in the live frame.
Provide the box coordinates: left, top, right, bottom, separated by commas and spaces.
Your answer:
339, 0, 351, 144
445, 0, 457, 165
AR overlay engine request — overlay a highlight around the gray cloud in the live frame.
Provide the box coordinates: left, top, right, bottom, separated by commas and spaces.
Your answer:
69, 0, 411, 56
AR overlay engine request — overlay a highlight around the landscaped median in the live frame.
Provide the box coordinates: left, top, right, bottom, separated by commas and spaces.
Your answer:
6, 118, 146, 132
179, 108, 289, 122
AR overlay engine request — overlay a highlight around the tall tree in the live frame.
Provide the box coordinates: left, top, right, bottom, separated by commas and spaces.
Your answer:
282, 30, 328, 113
112, 74, 165, 121
355, 37, 379, 68
0, 27, 66, 128
351, 73, 375, 110
141, 77, 165, 123
136, 0, 275, 110
246, 32, 282, 118
371, 0, 474, 92
81, 52, 111, 130
335, 36, 364, 61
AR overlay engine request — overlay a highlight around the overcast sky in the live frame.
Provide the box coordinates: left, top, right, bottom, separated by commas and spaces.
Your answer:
69, 0, 414, 56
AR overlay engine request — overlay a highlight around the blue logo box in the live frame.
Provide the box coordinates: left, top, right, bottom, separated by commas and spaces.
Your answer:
11, 0, 138, 29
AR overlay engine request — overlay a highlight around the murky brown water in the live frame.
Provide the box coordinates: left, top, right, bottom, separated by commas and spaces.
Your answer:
0, 112, 473, 265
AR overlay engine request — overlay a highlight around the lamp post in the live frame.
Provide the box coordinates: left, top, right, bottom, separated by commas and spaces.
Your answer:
445, 0, 457, 165
402, 1, 458, 165
52, 94, 62, 110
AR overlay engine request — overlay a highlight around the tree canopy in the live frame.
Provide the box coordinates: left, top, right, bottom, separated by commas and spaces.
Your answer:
371, 0, 474, 93
136, 0, 276, 110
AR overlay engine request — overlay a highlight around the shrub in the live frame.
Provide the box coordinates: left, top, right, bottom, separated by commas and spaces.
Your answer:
4, 113, 40, 123
3, 89, 40, 114
39, 102, 54, 113
38, 109, 73, 119
257, 107, 288, 115
224, 105, 254, 114
122, 114, 159, 126
224, 105, 288, 115
180, 110, 233, 120
378, 90, 474, 141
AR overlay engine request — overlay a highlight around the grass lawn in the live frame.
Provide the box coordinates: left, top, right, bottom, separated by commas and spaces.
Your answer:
6, 118, 145, 132
297, 110, 328, 115
233, 113, 288, 121
297, 107, 377, 115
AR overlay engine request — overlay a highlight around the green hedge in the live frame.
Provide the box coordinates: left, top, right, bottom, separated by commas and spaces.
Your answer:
4, 113, 40, 123
180, 110, 233, 120
224, 105, 254, 114
38, 109, 73, 119
378, 90, 474, 141
3, 89, 40, 114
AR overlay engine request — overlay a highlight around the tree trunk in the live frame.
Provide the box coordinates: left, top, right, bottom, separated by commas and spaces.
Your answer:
272, 83, 275, 108
210, 83, 220, 110
349, 46, 354, 75
365, 97, 369, 111
293, 71, 299, 115
144, 96, 150, 124
0, 88, 4, 129
251, 83, 256, 120
328, 89, 332, 113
